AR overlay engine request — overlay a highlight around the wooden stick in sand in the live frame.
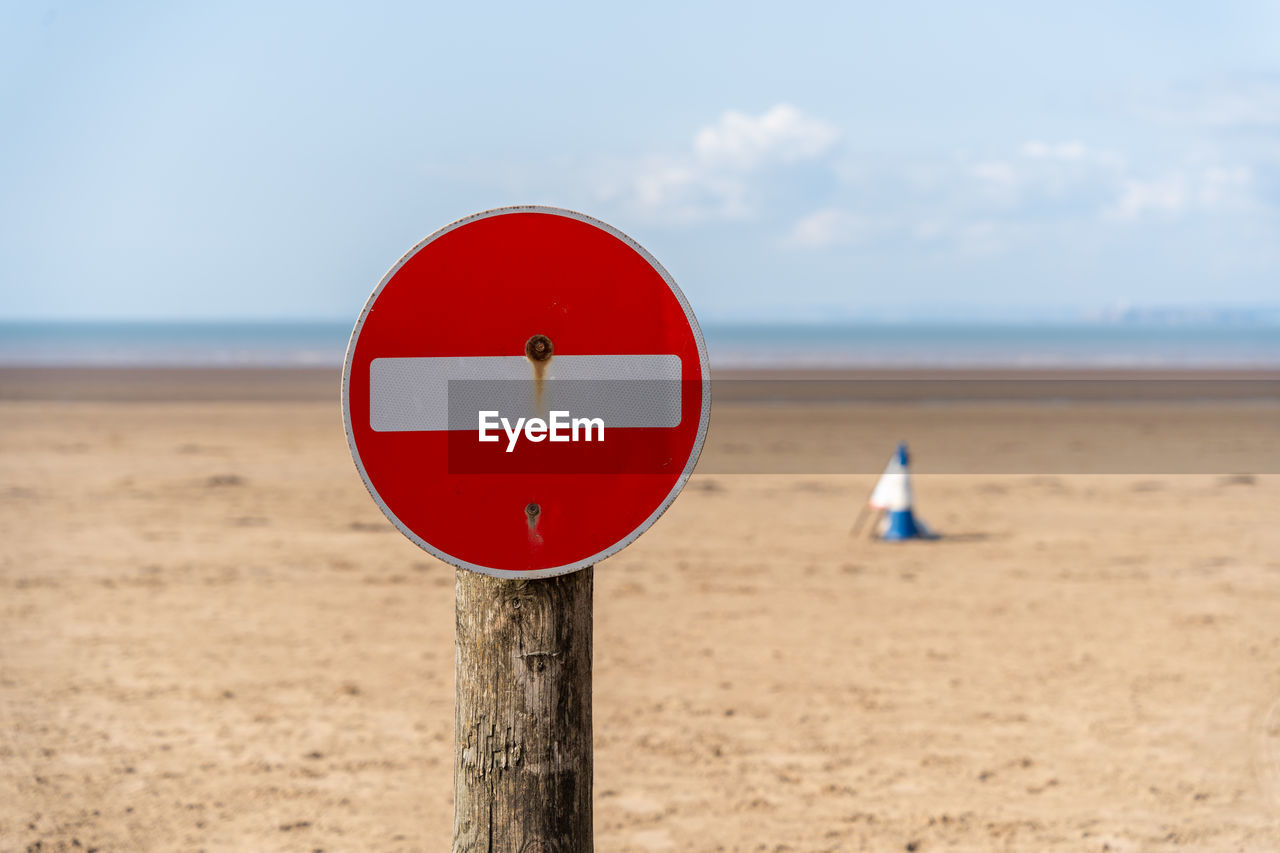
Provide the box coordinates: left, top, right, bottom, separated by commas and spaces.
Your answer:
453, 567, 593, 852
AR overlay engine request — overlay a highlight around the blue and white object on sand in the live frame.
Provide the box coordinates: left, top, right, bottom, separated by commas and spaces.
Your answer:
868, 442, 938, 541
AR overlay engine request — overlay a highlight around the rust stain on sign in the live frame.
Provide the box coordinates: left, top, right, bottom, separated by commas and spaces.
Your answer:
525, 334, 554, 417
525, 501, 543, 547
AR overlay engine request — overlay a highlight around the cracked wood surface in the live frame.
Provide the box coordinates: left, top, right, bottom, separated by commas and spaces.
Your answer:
453, 567, 593, 852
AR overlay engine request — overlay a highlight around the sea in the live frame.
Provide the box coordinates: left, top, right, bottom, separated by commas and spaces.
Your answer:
2, 320, 1279, 369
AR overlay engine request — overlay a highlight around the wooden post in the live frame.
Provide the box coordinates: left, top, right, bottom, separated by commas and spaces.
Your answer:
453, 567, 593, 852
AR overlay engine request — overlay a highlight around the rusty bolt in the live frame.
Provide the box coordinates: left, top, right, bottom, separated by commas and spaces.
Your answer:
525, 502, 541, 520
525, 334, 553, 362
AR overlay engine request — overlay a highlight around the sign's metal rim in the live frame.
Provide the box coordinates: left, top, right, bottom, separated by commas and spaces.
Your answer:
341, 205, 713, 579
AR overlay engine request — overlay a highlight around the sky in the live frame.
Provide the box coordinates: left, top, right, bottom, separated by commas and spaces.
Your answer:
2, 1, 1279, 322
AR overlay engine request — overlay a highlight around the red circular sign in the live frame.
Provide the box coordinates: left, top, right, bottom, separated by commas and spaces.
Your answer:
342, 207, 711, 578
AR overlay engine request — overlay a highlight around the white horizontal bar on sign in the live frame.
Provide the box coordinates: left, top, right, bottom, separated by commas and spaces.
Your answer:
369, 355, 683, 432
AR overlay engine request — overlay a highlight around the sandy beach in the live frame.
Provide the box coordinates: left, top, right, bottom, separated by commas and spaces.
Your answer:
2, 368, 1279, 851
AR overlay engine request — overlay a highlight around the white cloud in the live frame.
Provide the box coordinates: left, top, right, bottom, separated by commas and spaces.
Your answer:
967, 142, 1263, 228
783, 208, 873, 248
964, 142, 1126, 210
693, 104, 840, 170
971, 161, 1017, 185
1106, 176, 1188, 221
621, 159, 750, 225
600, 104, 840, 225
970, 160, 1021, 206
786, 140, 1129, 254
1021, 140, 1088, 161
1198, 166, 1254, 210
1020, 141, 1126, 171
784, 202, 1028, 256
1104, 166, 1256, 222
783, 206, 1013, 256
610, 111, 1270, 249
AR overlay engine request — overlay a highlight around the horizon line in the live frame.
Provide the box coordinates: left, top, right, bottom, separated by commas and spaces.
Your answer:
4, 313, 1280, 328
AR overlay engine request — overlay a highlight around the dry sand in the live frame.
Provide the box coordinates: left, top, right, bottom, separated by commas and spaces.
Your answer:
2, 369, 1279, 851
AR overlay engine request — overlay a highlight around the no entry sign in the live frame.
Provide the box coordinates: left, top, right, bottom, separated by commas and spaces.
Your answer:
342, 206, 711, 578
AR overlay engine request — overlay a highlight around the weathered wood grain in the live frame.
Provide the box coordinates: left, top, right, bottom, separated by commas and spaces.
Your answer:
453, 568, 593, 852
